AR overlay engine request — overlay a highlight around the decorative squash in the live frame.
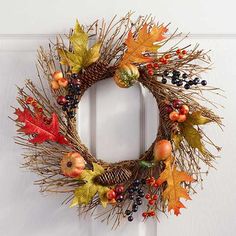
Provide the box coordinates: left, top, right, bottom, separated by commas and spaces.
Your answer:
61, 152, 85, 178
114, 64, 140, 88
153, 139, 172, 161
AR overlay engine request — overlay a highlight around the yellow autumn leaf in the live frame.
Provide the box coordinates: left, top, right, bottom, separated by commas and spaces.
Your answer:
83, 42, 102, 67
187, 111, 212, 125
57, 20, 101, 73
70, 163, 109, 208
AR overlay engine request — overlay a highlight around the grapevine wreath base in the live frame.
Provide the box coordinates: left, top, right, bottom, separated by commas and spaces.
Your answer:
12, 13, 223, 228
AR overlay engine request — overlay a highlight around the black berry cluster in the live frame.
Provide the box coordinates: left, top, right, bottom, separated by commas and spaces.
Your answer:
56, 73, 81, 119
161, 70, 207, 89
125, 179, 146, 222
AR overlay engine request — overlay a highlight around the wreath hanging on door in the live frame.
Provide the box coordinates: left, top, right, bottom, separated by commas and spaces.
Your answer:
12, 13, 222, 228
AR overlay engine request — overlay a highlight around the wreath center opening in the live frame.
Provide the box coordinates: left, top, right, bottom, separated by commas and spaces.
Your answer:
78, 78, 159, 162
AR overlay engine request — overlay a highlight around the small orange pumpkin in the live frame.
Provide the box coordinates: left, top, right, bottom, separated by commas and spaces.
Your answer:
61, 152, 85, 178
114, 64, 140, 88
153, 139, 172, 161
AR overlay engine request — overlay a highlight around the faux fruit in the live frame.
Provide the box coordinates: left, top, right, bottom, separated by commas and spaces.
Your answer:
106, 189, 116, 200
177, 114, 187, 123
52, 71, 63, 81
60, 152, 85, 178
114, 64, 140, 88
179, 105, 189, 115
153, 139, 172, 161
169, 111, 179, 121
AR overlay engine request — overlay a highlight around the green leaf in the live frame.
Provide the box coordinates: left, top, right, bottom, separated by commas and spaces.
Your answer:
180, 122, 206, 154
70, 163, 109, 208
140, 160, 155, 168
171, 133, 182, 149
187, 111, 212, 125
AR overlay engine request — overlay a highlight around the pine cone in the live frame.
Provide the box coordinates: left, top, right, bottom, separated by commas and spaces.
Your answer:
79, 62, 115, 91
94, 167, 132, 186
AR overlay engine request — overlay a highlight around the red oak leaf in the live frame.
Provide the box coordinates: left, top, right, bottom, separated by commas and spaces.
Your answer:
15, 108, 68, 144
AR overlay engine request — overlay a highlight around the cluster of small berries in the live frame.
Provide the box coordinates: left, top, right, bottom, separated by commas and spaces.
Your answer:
161, 70, 207, 89
125, 179, 146, 222
26, 96, 43, 113
56, 73, 81, 119
106, 184, 125, 204
166, 99, 189, 123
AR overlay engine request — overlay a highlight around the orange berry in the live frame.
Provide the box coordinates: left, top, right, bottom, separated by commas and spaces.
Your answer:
51, 80, 60, 90
169, 111, 180, 121
106, 189, 116, 200
177, 114, 187, 123
52, 71, 63, 81
58, 78, 68, 87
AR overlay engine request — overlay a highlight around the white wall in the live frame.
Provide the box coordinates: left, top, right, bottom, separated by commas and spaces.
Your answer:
0, 0, 235, 236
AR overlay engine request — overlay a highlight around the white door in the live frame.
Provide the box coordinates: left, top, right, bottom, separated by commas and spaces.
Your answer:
0, 1, 235, 236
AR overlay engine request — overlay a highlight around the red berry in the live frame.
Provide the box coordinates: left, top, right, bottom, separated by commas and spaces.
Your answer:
159, 57, 165, 63
148, 69, 154, 76
178, 55, 183, 59
57, 96, 67, 106
173, 99, 183, 109
152, 194, 158, 200
32, 101, 38, 107
115, 185, 124, 194
146, 63, 153, 69
165, 105, 173, 113
165, 54, 171, 59
153, 63, 159, 68
176, 49, 181, 54
161, 59, 167, 64
179, 105, 189, 115
182, 50, 187, 55
145, 194, 151, 199
26, 97, 34, 104
37, 107, 43, 113
142, 212, 148, 218
153, 183, 159, 188
148, 200, 155, 205
149, 211, 155, 217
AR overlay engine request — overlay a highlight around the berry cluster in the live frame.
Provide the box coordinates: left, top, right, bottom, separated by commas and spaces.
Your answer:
141, 177, 160, 219
56, 73, 81, 119
51, 71, 68, 90
26, 96, 43, 113
166, 99, 189, 123
161, 70, 207, 89
106, 184, 125, 204
125, 179, 146, 222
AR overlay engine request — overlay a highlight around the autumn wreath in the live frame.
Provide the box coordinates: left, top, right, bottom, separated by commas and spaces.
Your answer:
12, 13, 222, 228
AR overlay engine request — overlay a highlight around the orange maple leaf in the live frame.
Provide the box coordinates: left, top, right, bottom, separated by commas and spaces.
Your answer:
156, 157, 194, 216
120, 24, 168, 66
